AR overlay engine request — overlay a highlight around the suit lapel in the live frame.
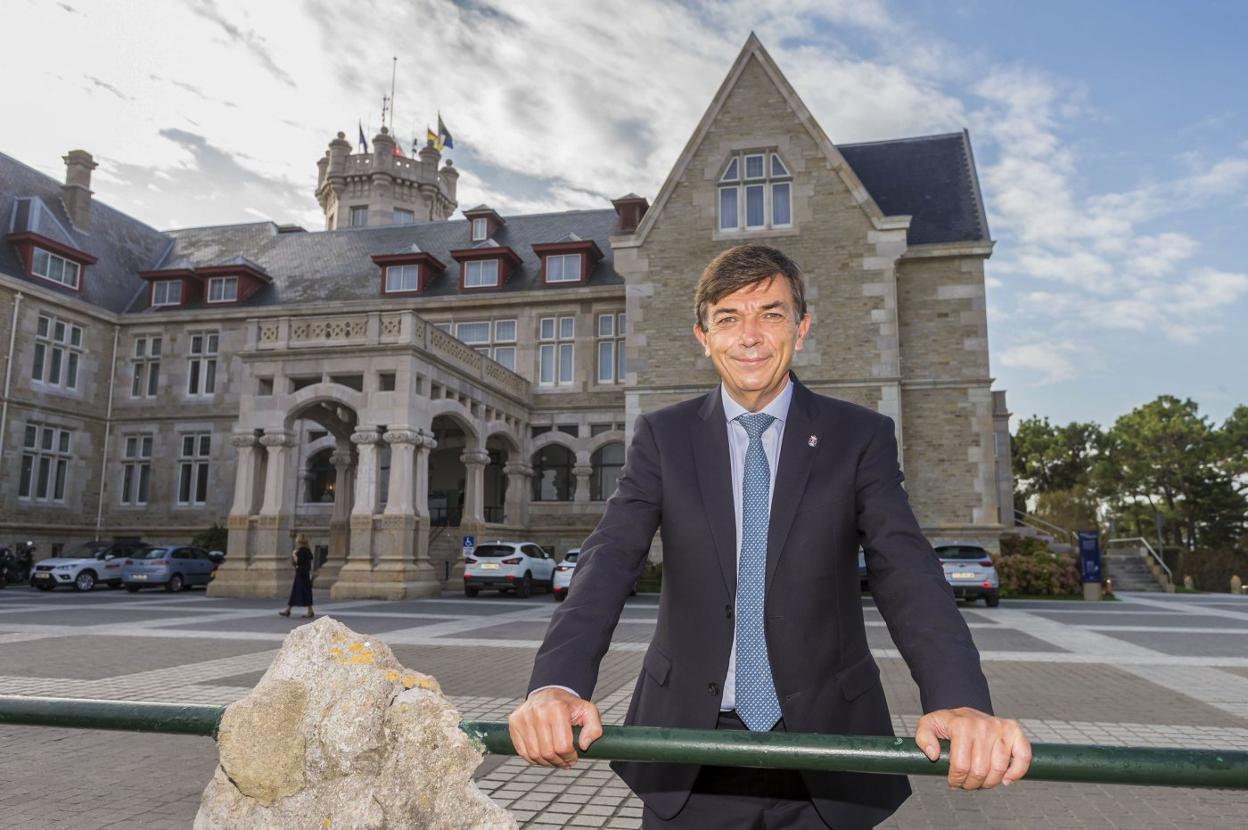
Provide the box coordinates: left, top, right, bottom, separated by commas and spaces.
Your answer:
766, 380, 819, 591
693, 389, 738, 599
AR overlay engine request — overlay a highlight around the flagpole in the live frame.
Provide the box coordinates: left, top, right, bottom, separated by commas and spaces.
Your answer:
389, 56, 397, 132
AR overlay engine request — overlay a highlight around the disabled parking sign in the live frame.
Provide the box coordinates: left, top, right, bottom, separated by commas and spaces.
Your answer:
462, 535, 475, 550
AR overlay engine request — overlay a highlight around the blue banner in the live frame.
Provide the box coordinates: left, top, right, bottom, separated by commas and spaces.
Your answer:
1078, 530, 1101, 584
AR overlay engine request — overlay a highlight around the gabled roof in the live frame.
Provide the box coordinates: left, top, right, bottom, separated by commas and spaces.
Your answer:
839, 130, 989, 245
0, 151, 172, 312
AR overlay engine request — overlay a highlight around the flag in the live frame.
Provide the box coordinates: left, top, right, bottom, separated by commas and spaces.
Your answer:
426, 125, 439, 150
357, 121, 369, 153
392, 142, 404, 158
437, 113, 454, 150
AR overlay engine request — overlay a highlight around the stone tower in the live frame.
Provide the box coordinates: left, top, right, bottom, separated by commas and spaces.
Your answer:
315, 128, 460, 229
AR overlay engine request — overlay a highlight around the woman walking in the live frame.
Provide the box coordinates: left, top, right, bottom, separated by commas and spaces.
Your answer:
279, 533, 315, 618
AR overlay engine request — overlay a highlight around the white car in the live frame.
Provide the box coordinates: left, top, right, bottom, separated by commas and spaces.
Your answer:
30, 540, 150, 592
552, 548, 580, 601
463, 541, 556, 598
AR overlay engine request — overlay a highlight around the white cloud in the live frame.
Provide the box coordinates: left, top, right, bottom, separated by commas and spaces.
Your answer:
998, 342, 1085, 386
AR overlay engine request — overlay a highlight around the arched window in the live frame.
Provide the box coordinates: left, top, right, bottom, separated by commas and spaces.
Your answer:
718, 150, 792, 231
304, 448, 336, 503
531, 444, 575, 501
591, 443, 624, 501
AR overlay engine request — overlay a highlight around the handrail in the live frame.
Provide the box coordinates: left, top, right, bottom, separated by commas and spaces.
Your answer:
1013, 509, 1076, 547
2, 695, 1246, 790
1105, 537, 1172, 583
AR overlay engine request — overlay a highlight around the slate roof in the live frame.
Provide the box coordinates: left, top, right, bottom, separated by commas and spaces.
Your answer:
1, 131, 990, 314
0, 151, 172, 313
839, 130, 990, 246
135, 209, 624, 311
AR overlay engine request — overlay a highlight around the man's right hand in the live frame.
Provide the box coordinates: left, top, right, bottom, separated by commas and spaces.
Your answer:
507, 688, 604, 768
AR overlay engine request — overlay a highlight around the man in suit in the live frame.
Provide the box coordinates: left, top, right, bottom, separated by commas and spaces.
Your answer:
509, 244, 1031, 828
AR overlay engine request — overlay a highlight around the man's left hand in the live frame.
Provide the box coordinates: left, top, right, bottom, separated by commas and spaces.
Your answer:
914, 707, 1031, 790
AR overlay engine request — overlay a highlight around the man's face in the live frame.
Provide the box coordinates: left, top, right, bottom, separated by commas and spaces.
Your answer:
693, 276, 811, 411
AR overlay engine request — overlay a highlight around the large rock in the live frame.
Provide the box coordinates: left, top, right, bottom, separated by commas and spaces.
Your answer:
195, 617, 516, 829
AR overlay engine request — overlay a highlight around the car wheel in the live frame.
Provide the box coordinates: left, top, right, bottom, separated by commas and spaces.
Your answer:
166, 573, 184, 593
464, 585, 480, 598
74, 571, 96, 592
35, 582, 55, 592
985, 590, 1000, 608
554, 591, 566, 602
124, 585, 141, 593
517, 573, 533, 599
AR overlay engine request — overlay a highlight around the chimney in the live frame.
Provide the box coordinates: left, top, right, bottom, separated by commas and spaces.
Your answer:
62, 149, 97, 229
611, 193, 649, 234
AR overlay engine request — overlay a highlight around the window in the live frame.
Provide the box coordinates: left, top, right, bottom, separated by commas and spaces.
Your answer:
471, 217, 488, 241
130, 335, 161, 398
177, 433, 211, 505
531, 445, 575, 501
303, 448, 336, 503
18, 423, 72, 503
433, 322, 452, 334
385, 264, 419, 293
32, 313, 83, 391
349, 205, 369, 227
392, 208, 414, 225
591, 443, 625, 501
32, 247, 81, 289
718, 150, 793, 231
120, 434, 153, 506
538, 315, 575, 386
596, 312, 626, 384
151, 280, 182, 307
187, 331, 219, 396
206, 276, 237, 303
453, 319, 517, 370
464, 259, 499, 288
544, 253, 582, 283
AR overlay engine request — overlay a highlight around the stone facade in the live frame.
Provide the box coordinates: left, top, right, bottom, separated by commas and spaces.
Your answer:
0, 36, 1011, 598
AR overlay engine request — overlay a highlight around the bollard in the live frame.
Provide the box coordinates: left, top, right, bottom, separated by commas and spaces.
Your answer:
3, 695, 1248, 791
1232, 575, 1242, 595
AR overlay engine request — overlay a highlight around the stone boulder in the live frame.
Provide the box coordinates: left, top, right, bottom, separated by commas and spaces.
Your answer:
195, 617, 516, 829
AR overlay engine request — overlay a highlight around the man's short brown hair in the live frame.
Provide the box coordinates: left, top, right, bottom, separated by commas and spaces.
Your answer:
694, 244, 807, 330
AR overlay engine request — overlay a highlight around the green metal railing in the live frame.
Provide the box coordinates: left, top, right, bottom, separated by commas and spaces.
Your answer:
3, 695, 1247, 790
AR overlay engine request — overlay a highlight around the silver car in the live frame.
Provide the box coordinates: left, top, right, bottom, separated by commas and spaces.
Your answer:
552, 548, 580, 601
122, 546, 217, 592
935, 543, 1000, 607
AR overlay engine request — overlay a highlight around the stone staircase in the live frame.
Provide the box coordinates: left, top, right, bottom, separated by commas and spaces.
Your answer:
1104, 546, 1170, 593
1005, 523, 1073, 555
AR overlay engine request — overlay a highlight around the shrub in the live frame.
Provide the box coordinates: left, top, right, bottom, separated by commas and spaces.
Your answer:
192, 523, 229, 553
637, 560, 663, 593
996, 535, 1080, 597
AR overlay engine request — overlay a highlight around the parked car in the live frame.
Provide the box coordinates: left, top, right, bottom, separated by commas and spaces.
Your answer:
552, 548, 580, 601
463, 541, 556, 598
935, 543, 1000, 607
122, 546, 217, 592
30, 540, 150, 591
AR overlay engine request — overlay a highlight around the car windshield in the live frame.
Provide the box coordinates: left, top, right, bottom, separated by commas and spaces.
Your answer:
60, 541, 110, 559
563, 552, 579, 563
133, 548, 171, 560
935, 546, 989, 561
473, 545, 516, 558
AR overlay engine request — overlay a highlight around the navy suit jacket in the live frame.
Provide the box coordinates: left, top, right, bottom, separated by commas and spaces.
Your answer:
529, 378, 992, 828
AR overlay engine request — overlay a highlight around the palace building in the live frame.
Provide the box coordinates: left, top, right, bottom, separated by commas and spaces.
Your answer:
0, 36, 1014, 599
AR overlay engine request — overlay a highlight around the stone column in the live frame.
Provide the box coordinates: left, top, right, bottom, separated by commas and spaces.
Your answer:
219, 431, 294, 598
209, 433, 260, 597
460, 449, 490, 525
572, 463, 594, 504
502, 462, 534, 528
314, 449, 354, 589
336, 430, 381, 591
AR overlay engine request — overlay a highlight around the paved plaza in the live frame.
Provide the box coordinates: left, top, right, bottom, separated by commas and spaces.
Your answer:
0, 586, 1246, 828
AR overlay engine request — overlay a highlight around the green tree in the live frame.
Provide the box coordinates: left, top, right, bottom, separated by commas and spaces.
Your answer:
1011, 416, 1103, 508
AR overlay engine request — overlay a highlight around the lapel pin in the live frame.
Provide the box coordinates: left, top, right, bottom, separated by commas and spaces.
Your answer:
808, 435, 818, 448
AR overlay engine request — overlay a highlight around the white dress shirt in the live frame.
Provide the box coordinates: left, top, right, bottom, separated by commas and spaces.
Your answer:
718, 379, 792, 710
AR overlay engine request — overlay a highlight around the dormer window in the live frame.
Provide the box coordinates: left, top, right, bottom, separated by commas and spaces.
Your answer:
471, 217, 488, 241
151, 280, 182, 307
463, 205, 505, 242
385, 264, 419, 293
532, 234, 603, 287
207, 276, 238, 303
719, 150, 792, 232
544, 254, 581, 283
464, 259, 499, 288
33, 247, 81, 289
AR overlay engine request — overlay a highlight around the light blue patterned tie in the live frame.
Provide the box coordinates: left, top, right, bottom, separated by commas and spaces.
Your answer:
734, 412, 781, 731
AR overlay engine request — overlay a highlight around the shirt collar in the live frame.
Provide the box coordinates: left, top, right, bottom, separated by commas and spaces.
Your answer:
720, 377, 793, 427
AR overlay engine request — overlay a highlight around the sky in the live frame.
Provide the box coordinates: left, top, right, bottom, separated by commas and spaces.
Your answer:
3, 0, 1246, 432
